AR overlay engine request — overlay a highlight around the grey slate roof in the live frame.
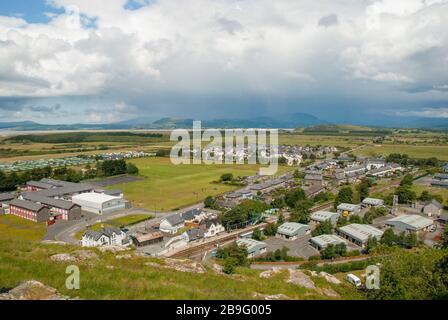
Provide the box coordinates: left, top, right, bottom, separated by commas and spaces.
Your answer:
165, 214, 185, 226
22, 193, 77, 210
10, 199, 46, 212
103, 189, 123, 196
27, 181, 54, 189
181, 209, 202, 221
0, 193, 15, 202
425, 199, 443, 209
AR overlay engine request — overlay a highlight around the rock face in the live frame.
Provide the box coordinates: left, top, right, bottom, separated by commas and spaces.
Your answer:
0, 281, 69, 300
287, 270, 316, 290
50, 250, 99, 263
259, 268, 282, 279
319, 272, 341, 285
253, 293, 291, 300
164, 259, 206, 274
212, 264, 224, 274
50, 253, 77, 262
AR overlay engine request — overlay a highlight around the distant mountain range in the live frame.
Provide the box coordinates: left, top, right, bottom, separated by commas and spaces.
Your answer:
0, 113, 447, 131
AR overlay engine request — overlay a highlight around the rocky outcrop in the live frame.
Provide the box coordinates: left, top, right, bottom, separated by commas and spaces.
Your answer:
319, 272, 341, 285
287, 270, 316, 290
259, 268, 282, 279
253, 293, 292, 300
0, 281, 70, 300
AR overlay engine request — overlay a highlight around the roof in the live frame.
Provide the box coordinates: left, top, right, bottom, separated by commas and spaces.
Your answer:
72, 192, 121, 203
310, 234, 346, 248
185, 228, 205, 240
181, 209, 202, 221
83, 227, 123, 241
0, 193, 15, 202
277, 222, 310, 236
304, 174, 323, 181
236, 238, 267, 254
434, 173, 448, 180
27, 181, 54, 189
164, 214, 185, 226
337, 203, 361, 212
425, 199, 443, 209
310, 211, 339, 222
362, 198, 384, 206
34, 183, 95, 198
132, 231, 163, 243
22, 193, 77, 210
103, 189, 123, 196
10, 199, 46, 212
431, 180, 448, 187
386, 215, 434, 230
338, 224, 384, 243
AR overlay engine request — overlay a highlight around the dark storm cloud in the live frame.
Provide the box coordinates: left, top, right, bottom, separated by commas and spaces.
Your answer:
318, 14, 338, 27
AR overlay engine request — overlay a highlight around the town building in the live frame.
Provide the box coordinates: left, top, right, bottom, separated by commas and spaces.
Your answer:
310, 211, 339, 225
336, 224, 384, 247
276, 222, 310, 240
438, 213, 448, 225
310, 234, 347, 250
159, 214, 185, 234
102, 189, 124, 198
368, 164, 403, 178
362, 198, 385, 208
422, 200, 444, 217
337, 203, 361, 217
131, 231, 164, 247
0, 193, 15, 215
385, 215, 434, 233
236, 238, 267, 258
72, 192, 126, 215
21, 193, 82, 221
434, 173, 448, 181
25, 181, 54, 192
9, 199, 50, 223
182, 228, 205, 242
201, 219, 225, 238
430, 180, 448, 188
81, 227, 128, 247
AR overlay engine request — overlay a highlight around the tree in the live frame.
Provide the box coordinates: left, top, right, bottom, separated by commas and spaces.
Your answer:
289, 199, 313, 224
293, 169, 302, 179
357, 180, 371, 201
311, 220, 333, 237
441, 227, 448, 249
126, 162, 139, 175
335, 187, 353, 208
271, 196, 286, 209
400, 174, 414, 187
419, 191, 432, 202
252, 229, 263, 241
395, 186, 417, 204
381, 228, 398, 246
220, 173, 234, 182
365, 236, 379, 253
277, 212, 285, 225
204, 196, 218, 209
223, 257, 238, 274
284, 188, 307, 208
216, 243, 248, 267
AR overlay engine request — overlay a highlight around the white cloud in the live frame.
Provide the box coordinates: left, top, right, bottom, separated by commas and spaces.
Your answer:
0, 0, 447, 122
397, 107, 448, 118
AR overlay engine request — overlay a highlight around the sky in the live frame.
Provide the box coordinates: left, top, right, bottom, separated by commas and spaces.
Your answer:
0, 0, 448, 125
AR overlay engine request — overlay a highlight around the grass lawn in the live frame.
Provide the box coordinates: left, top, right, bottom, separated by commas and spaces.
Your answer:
353, 144, 448, 160
0, 215, 47, 241
109, 157, 293, 211
412, 185, 448, 205
279, 134, 364, 148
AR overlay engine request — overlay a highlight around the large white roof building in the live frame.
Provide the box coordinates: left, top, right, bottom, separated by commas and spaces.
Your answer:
72, 192, 126, 215
337, 224, 384, 247
385, 215, 434, 232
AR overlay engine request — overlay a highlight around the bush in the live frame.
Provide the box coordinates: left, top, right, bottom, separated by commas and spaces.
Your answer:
126, 163, 139, 175
223, 257, 238, 274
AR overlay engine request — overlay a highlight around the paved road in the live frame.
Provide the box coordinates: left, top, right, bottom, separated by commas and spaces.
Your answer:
264, 235, 319, 259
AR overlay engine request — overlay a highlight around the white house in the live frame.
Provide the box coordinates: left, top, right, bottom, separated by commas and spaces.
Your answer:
72, 192, 125, 215
202, 219, 225, 238
81, 227, 128, 247
159, 214, 185, 234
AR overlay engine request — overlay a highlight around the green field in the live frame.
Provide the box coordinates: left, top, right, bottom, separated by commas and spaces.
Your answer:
353, 144, 448, 160
109, 157, 292, 211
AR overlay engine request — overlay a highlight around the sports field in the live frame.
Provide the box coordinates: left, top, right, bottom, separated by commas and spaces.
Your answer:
108, 157, 292, 211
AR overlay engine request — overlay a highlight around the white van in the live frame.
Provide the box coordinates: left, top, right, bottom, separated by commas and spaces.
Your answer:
346, 274, 362, 288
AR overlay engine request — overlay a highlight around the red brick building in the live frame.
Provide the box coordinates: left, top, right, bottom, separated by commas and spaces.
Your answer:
9, 199, 50, 223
